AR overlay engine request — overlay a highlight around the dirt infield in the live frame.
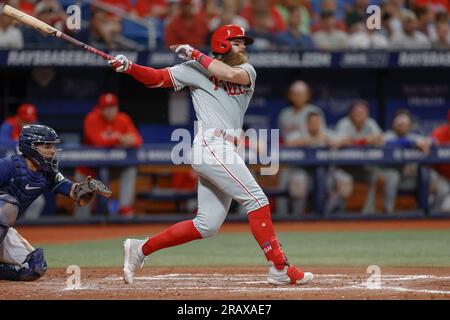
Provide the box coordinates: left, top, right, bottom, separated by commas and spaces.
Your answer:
17, 219, 450, 244
1, 266, 450, 300
3, 219, 449, 300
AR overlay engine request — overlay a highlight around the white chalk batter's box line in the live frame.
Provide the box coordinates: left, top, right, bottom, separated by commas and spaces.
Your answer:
105, 272, 450, 278
59, 273, 450, 296
102, 273, 450, 282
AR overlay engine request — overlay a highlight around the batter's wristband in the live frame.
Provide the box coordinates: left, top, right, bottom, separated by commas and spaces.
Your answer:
124, 61, 133, 74
192, 49, 213, 70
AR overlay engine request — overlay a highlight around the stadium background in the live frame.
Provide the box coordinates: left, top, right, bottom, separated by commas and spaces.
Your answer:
0, 0, 450, 299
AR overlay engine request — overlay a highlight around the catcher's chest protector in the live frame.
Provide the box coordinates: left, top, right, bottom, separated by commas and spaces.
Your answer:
2, 155, 48, 215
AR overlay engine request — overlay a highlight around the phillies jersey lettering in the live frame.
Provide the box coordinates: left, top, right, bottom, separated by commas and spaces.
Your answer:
169, 61, 256, 130
210, 76, 245, 96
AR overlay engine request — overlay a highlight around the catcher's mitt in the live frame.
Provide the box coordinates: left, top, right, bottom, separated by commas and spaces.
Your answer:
73, 176, 112, 206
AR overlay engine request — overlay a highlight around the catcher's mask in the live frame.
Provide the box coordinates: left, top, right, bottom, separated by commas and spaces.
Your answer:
210, 24, 253, 56
18, 124, 62, 173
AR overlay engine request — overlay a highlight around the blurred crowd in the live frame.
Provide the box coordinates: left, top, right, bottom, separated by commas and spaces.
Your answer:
0, 0, 449, 50
277, 80, 450, 216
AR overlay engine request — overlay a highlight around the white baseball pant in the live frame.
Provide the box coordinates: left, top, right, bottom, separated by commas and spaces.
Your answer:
190, 132, 269, 238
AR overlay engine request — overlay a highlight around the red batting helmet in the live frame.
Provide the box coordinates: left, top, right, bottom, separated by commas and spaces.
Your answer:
210, 25, 253, 55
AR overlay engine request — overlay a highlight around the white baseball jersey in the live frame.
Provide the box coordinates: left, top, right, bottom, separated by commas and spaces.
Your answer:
167, 60, 268, 238
168, 61, 256, 130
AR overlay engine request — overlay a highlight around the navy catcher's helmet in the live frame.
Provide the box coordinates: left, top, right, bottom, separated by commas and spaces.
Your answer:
18, 125, 62, 173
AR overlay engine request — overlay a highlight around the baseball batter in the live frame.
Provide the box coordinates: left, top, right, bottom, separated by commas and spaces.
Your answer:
0, 124, 110, 281
110, 25, 313, 285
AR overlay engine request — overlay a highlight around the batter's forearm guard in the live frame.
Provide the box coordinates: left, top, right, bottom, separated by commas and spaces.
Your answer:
128, 64, 173, 89
192, 49, 214, 70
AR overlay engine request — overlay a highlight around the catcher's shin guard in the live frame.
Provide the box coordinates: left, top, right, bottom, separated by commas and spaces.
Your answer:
22, 248, 47, 280
0, 263, 22, 281
0, 248, 47, 281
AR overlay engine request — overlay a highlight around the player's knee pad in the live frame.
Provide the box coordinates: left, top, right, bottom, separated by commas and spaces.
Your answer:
0, 248, 48, 281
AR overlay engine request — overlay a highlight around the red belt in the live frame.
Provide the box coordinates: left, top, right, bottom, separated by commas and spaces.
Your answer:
213, 129, 241, 146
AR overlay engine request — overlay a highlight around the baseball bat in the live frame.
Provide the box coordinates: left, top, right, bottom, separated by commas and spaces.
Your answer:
0, 4, 115, 61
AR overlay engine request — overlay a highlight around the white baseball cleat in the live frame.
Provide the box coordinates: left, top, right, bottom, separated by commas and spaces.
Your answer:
123, 239, 146, 284
298, 272, 314, 284
267, 263, 314, 285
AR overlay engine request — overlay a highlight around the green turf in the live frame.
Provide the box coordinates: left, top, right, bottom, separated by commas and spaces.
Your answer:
37, 230, 450, 268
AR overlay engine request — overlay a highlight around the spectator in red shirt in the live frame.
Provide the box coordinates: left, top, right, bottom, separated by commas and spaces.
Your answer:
241, 0, 286, 33
164, 0, 209, 48
0, 103, 38, 147
75, 93, 143, 217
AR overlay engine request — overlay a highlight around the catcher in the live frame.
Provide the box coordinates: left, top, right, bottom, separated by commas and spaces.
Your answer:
0, 124, 111, 281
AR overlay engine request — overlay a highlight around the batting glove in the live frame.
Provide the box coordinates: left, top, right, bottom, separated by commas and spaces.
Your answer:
175, 44, 195, 61
173, 45, 213, 70
109, 54, 132, 73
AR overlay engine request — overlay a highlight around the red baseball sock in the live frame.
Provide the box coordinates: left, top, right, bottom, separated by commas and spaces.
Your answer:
141, 220, 202, 256
247, 205, 287, 270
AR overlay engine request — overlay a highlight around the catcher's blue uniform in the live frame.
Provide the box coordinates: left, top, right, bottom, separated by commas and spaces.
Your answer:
0, 124, 73, 281
0, 154, 73, 217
